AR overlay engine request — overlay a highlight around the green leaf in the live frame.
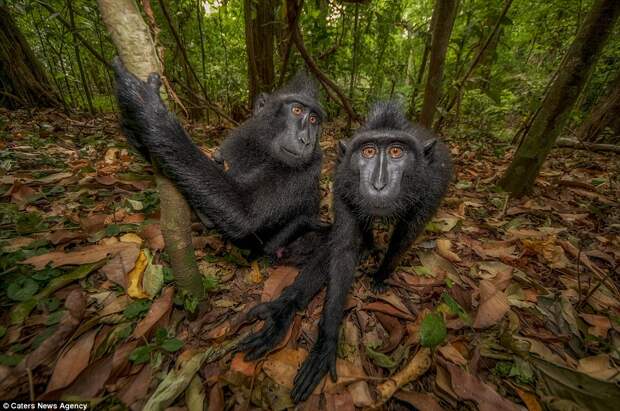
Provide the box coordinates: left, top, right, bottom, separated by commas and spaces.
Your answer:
105, 224, 121, 236
10, 262, 102, 325
0, 354, 23, 366
7, 277, 39, 301
420, 312, 447, 348
365, 345, 397, 369
129, 345, 152, 364
123, 300, 151, 320
441, 292, 472, 325
160, 338, 184, 353
0, 326, 6, 339
46, 310, 65, 325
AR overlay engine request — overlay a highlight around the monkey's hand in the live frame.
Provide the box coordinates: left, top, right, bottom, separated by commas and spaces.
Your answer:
111, 57, 165, 160
238, 298, 296, 361
291, 333, 337, 403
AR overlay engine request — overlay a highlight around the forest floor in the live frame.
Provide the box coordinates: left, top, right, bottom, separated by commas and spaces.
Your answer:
0, 108, 619, 410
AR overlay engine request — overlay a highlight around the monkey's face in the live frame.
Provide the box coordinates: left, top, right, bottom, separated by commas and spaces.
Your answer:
352, 138, 412, 216
271, 100, 322, 167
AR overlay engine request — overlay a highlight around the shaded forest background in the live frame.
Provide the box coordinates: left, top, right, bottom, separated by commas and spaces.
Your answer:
5, 0, 619, 144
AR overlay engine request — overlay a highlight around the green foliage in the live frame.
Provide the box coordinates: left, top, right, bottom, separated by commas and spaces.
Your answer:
7, 0, 619, 141
420, 312, 447, 348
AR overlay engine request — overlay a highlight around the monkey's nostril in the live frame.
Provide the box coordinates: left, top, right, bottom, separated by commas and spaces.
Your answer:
373, 180, 387, 191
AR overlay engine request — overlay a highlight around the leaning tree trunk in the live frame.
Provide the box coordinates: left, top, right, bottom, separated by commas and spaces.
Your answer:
499, 0, 620, 197
244, 0, 276, 104
0, 5, 60, 109
98, 0, 204, 299
419, 0, 458, 128
575, 70, 620, 143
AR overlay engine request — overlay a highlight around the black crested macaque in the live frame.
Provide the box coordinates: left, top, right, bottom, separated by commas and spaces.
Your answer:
240, 101, 452, 402
112, 58, 327, 256
292, 102, 452, 401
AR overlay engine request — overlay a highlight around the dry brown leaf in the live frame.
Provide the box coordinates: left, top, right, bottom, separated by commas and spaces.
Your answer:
577, 355, 620, 382
445, 362, 525, 411
100, 243, 140, 288
374, 290, 413, 316
48, 230, 84, 245
132, 287, 174, 338
21, 242, 132, 270
436, 238, 461, 262
579, 313, 612, 338
140, 223, 165, 251
324, 391, 355, 411
473, 280, 510, 329
230, 353, 256, 377
262, 347, 307, 388
521, 236, 570, 268
375, 312, 404, 353
514, 387, 543, 411
394, 390, 445, 411
361, 301, 415, 321
438, 343, 467, 366
46, 329, 97, 392
118, 365, 152, 410
261, 265, 299, 302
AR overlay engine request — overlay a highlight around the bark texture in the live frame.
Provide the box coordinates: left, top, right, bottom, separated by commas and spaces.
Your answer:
500, 0, 620, 196
419, 0, 458, 128
98, 0, 204, 299
576, 70, 620, 143
0, 5, 60, 109
244, 0, 277, 104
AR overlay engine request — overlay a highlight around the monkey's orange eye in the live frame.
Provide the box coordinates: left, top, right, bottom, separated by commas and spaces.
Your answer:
309, 115, 318, 124
389, 146, 404, 158
361, 145, 377, 158
292, 106, 303, 115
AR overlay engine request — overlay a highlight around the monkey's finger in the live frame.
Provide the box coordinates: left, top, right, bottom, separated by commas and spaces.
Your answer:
244, 304, 271, 321
292, 365, 323, 403
239, 321, 273, 351
147, 73, 162, 92
329, 359, 337, 382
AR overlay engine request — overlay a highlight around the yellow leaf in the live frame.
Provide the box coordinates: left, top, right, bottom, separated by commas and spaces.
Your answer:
249, 260, 262, 284
127, 250, 149, 299
120, 233, 143, 245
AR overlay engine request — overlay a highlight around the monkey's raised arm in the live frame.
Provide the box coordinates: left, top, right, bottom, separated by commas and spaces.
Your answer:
113, 62, 274, 239
291, 200, 363, 403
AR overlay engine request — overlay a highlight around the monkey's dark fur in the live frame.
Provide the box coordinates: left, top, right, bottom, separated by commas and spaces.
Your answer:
240, 101, 452, 403
112, 58, 326, 256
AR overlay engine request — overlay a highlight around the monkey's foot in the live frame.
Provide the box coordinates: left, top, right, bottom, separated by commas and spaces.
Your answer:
291, 335, 337, 403
238, 300, 296, 361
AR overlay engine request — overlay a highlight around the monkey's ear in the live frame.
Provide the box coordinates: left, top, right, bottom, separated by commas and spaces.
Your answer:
337, 140, 349, 159
423, 139, 437, 162
253, 92, 269, 115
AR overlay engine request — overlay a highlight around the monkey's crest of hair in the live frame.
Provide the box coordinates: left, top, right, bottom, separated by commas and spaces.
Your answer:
361, 101, 411, 132
277, 72, 320, 101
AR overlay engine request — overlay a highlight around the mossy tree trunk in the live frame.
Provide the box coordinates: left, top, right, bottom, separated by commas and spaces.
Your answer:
97, 0, 204, 300
499, 0, 620, 197
419, 0, 458, 128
